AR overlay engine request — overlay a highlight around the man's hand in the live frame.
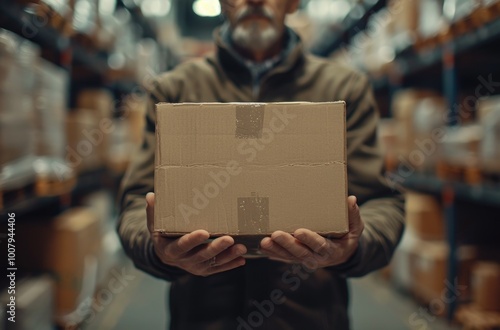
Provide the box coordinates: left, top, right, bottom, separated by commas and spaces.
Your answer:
146, 192, 247, 277
259, 196, 364, 268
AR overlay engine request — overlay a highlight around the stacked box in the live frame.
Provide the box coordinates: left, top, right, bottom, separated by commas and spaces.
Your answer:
0, 29, 38, 191
16, 208, 101, 319
33, 59, 73, 185
472, 262, 500, 312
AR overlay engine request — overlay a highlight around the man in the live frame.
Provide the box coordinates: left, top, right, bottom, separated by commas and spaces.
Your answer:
118, 0, 405, 329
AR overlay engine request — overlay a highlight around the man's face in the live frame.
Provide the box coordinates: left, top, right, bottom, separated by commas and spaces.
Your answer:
221, 0, 299, 53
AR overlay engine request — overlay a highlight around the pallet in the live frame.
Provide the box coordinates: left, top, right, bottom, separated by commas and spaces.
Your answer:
456, 305, 500, 330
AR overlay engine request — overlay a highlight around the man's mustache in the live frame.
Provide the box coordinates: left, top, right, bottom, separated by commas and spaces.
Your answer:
235, 5, 274, 23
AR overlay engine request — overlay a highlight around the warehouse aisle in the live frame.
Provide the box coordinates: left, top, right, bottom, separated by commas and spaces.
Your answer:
86, 262, 457, 330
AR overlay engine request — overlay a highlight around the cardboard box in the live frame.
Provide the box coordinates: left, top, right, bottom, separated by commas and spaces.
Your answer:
410, 240, 477, 307
392, 90, 445, 158
17, 208, 101, 317
472, 262, 500, 312
66, 108, 108, 173
405, 191, 444, 240
154, 102, 348, 253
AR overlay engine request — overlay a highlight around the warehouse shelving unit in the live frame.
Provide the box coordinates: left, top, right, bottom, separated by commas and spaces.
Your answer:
311, 0, 388, 56
0, 2, 160, 328
312, 2, 500, 323
0, 0, 159, 219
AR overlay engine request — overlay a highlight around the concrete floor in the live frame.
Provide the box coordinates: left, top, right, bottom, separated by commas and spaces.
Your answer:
85, 261, 459, 330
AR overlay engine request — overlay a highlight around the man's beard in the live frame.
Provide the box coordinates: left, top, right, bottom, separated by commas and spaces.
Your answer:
231, 6, 281, 53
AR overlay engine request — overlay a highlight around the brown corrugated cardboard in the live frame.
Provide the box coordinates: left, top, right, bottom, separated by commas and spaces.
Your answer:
410, 240, 477, 306
154, 102, 348, 251
472, 262, 500, 312
17, 208, 101, 317
405, 191, 444, 240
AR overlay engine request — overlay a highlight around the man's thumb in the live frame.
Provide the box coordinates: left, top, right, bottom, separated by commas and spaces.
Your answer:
146, 192, 155, 232
347, 195, 363, 236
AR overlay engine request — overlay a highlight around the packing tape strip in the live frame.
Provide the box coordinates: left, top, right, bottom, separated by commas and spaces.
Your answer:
235, 104, 265, 139
238, 194, 269, 234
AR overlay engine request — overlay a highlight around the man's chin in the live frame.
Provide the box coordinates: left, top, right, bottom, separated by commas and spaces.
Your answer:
231, 26, 280, 52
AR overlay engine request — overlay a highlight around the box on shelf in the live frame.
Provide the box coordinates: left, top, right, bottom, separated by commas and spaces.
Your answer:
377, 119, 398, 172
76, 89, 114, 165
405, 191, 444, 240
82, 191, 124, 285
410, 241, 477, 307
392, 89, 447, 173
456, 304, 500, 330
76, 89, 114, 119
390, 228, 419, 291
32, 58, 76, 195
107, 118, 133, 174
122, 94, 147, 146
66, 108, 110, 173
472, 262, 500, 312
105, 94, 147, 174
477, 96, 500, 176
361, 9, 395, 77
438, 124, 483, 184
16, 208, 101, 318
0, 29, 39, 192
1, 276, 54, 330
387, 0, 419, 48
154, 102, 348, 255
416, 0, 447, 48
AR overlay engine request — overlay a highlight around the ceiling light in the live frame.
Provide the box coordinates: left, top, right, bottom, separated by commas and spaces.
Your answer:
193, 0, 221, 17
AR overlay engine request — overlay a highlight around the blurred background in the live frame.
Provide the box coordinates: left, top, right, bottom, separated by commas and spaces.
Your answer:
1, 0, 500, 329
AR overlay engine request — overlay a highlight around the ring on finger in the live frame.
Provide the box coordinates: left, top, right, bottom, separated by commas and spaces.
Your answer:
209, 256, 217, 267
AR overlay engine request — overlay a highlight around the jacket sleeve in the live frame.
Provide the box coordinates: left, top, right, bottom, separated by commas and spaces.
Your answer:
327, 72, 406, 278
116, 79, 188, 281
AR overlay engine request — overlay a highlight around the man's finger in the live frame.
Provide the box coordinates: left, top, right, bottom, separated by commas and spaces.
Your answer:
271, 231, 313, 260
206, 257, 246, 276
347, 195, 364, 236
190, 236, 235, 264
203, 244, 247, 267
260, 236, 300, 261
293, 228, 330, 257
146, 192, 155, 233
168, 230, 211, 257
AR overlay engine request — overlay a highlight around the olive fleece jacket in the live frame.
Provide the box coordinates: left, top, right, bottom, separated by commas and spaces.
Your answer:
117, 29, 405, 330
